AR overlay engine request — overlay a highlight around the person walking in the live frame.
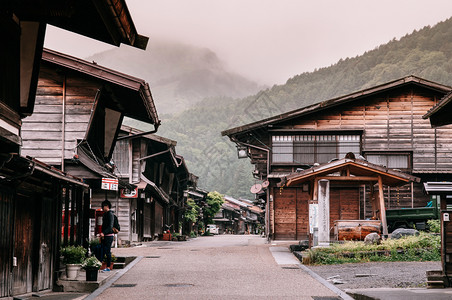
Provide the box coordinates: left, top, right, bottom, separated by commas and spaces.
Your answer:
100, 199, 114, 272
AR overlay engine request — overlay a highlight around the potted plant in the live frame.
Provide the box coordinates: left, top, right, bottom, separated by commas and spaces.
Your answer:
60, 245, 86, 279
81, 256, 102, 281
101, 254, 117, 270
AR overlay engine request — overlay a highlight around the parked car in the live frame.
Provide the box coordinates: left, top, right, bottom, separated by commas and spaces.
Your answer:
207, 224, 219, 234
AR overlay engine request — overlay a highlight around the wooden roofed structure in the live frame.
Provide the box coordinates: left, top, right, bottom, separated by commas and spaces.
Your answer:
281, 157, 420, 238
223, 75, 451, 240
423, 91, 452, 127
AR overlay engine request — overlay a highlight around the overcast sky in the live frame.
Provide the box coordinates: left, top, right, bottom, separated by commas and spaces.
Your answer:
44, 0, 452, 85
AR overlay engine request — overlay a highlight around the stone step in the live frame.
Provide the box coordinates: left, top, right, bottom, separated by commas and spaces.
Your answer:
427, 280, 445, 289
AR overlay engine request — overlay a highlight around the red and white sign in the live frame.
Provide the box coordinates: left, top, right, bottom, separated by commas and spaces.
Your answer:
120, 188, 138, 198
101, 178, 118, 191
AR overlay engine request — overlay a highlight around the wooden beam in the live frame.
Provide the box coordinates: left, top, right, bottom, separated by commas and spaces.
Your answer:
378, 175, 389, 237
316, 176, 379, 182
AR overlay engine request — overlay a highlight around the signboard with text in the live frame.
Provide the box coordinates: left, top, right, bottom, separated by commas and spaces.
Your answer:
101, 178, 118, 191
120, 187, 138, 198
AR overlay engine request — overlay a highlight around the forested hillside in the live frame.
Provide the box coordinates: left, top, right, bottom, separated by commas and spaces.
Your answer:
154, 17, 452, 198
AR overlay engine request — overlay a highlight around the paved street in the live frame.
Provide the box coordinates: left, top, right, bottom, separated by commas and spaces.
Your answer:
93, 235, 340, 299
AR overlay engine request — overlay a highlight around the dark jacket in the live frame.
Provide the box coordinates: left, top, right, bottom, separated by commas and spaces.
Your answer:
102, 210, 114, 235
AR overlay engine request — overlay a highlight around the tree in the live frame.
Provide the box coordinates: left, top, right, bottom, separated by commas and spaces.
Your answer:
203, 191, 224, 232
184, 199, 200, 223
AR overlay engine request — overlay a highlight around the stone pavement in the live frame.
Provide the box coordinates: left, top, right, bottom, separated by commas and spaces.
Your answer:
12, 236, 452, 300
93, 236, 340, 299
346, 287, 452, 299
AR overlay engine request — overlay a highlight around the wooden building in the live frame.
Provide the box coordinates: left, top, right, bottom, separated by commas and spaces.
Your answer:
112, 125, 193, 242
0, 155, 89, 297
424, 91, 452, 286
223, 75, 452, 240
0, 0, 148, 155
21, 49, 159, 245
1, 1, 148, 298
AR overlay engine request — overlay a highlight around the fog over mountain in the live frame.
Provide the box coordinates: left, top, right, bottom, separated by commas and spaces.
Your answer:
87, 39, 264, 115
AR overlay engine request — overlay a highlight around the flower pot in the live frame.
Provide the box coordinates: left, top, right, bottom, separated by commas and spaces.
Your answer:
66, 264, 81, 279
85, 268, 99, 281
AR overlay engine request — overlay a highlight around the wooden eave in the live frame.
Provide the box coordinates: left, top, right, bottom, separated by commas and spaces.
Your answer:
11, 0, 148, 50
0, 153, 89, 188
120, 125, 176, 146
42, 48, 159, 124
284, 158, 420, 187
222, 75, 451, 138
423, 91, 452, 127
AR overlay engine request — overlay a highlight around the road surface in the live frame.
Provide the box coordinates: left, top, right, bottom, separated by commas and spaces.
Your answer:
92, 235, 340, 299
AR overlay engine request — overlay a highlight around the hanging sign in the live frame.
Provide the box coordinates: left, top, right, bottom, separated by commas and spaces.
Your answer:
120, 187, 138, 198
101, 178, 118, 191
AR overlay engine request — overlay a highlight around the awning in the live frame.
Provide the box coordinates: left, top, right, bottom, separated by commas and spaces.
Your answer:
423, 182, 452, 194
0, 154, 89, 189
141, 174, 170, 204
283, 158, 420, 187
188, 190, 205, 199
213, 218, 232, 222
74, 144, 134, 189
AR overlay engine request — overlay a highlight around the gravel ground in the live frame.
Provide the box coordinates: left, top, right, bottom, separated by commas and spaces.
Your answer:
306, 261, 441, 289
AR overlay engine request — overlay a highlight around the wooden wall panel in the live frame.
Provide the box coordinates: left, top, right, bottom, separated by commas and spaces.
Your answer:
0, 187, 14, 297
12, 195, 34, 295
329, 187, 359, 224
22, 66, 101, 164
274, 188, 296, 239
296, 190, 309, 240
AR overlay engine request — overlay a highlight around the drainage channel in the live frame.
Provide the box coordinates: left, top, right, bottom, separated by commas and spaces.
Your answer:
164, 283, 194, 288
111, 284, 137, 288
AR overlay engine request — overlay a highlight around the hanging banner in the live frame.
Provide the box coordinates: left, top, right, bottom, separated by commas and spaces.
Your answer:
101, 178, 118, 191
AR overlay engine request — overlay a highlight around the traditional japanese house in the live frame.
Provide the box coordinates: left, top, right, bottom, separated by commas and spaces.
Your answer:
112, 125, 193, 242
222, 75, 452, 240
185, 180, 208, 235
0, 155, 89, 296
423, 91, 452, 286
1, 1, 148, 297
21, 49, 159, 244
213, 202, 236, 234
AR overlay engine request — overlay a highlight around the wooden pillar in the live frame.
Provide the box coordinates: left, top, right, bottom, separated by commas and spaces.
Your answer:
378, 176, 388, 237
318, 179, 330, 246
369, 184, 377, 219
313, 177, 318, 201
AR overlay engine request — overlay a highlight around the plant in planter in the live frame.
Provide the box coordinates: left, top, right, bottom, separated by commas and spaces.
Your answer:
81, 256, 102, 281
101, 254, 117, 270
60, 245, 86, 279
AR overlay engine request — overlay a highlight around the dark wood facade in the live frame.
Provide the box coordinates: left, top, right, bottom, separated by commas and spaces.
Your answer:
21, 48, 159, 243
0, 0, 149, 154
110, 126, 192, 242
424, 92, 452, 284
0, 155, 88, 297
1, 2, 149, 298
223, 76, 452, 240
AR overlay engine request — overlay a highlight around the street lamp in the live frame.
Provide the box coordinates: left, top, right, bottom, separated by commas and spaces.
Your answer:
237, 145, 248, 159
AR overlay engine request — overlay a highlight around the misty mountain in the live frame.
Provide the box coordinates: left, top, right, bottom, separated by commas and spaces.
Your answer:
156, 16, 452, 198
86, 39, 264, 115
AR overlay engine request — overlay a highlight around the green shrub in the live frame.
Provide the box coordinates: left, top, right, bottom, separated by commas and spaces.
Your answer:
304, 232, 440, 265
427, 219, 440, 233
61, 245, 86, 264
